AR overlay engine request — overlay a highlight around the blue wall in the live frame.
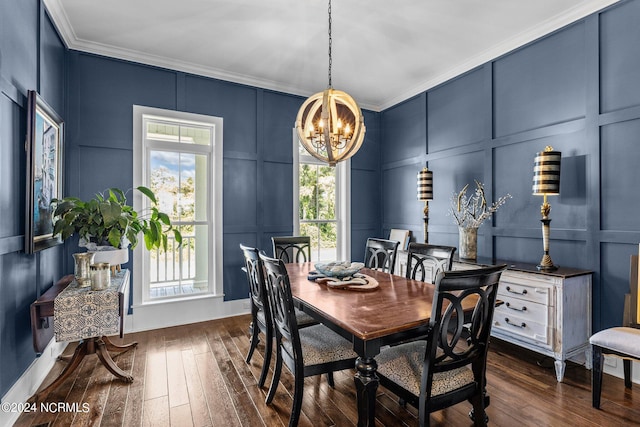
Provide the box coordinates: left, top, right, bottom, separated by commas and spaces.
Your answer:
0, 0, 66, 398
380, 0, 640, 332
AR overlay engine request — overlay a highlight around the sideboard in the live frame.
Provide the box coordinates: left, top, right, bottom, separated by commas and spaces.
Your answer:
396, 251, 592, 382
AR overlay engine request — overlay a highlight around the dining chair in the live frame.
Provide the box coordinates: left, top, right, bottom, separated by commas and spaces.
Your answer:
406, 242, 456, 283
375, 264, 507, 427
272, 236, 311, 263
259, 253, 358, 427
240, 244, 316, 388
363, 237, 400, 274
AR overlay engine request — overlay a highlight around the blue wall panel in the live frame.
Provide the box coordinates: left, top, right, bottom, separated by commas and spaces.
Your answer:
601, 119, 640, 231
76, 147, 134, 200
352, 110, 380, 169
600, 242, 639, 329
262, 91, 302, 162
185, 75, 257, 156
381, 94, 426, 163
493, 22, 586, 137
382, 165, 420, 226
40, 14, 66, 115
0, 0, 38, 94
67, 53, 176, 150
352, 169, 380, 227
600, 1, 640, 113
428, 68, 486, 152
493, 130, 588, 230
223, 158, 258, 228
262, 161, 293, 228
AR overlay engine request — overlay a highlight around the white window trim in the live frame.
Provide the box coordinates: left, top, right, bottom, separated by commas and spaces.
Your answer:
132, 105, 223, 309
293, 129, 351, 260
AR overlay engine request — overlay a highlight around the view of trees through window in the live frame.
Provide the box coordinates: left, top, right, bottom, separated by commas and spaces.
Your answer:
145, 120, 211, 298
298, 162, 337, 261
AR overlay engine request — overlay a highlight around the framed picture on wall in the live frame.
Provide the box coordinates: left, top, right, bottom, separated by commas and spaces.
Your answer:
25, 90, 64, 253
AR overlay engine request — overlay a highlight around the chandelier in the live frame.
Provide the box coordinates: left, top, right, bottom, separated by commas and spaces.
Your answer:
295, 0, 366, 167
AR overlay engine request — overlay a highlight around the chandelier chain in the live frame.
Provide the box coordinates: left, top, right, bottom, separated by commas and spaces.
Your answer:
328, 0, 332, 88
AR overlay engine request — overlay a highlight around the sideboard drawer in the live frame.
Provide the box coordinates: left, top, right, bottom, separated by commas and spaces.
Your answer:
493, 310, 552, 349
496, 293, 549, 325
498, 280, 552, 306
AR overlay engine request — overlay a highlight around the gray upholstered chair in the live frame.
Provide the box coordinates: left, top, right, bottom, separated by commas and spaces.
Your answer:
405, 242, 456, 282
272, 236, 311, 263
363, 237, 400, 274
240, 244, 316, 388
259, 253, 358, 427
375, 264, 507, 427
590, 327, 640, 408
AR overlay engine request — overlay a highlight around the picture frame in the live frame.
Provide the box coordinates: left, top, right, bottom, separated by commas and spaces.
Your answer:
25, 90, 64, 253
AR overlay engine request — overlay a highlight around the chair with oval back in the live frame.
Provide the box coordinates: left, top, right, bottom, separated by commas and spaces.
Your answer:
272, 236, 311, 264
260, 253, 358, 427
406, 242, 457, 283
363, 237, 400, 274
240, 244, 274, 387
240, 243, 317, 389
375, 264, 507, 427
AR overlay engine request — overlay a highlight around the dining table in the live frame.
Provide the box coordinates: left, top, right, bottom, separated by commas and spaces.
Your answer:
285, 262, 479, 427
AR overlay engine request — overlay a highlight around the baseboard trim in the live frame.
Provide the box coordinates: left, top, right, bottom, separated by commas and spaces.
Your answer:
0, 339, 66, 427
128, 297, 250, 333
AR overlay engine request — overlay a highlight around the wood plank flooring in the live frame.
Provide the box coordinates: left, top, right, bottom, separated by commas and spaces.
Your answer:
15, 314, 640, 426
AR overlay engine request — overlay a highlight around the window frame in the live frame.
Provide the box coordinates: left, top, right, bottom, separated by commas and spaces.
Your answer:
293, 129, 350, 261
133, 106, 223, 306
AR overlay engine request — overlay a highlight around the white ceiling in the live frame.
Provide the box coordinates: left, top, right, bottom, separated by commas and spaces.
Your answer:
44, 0, 618, 111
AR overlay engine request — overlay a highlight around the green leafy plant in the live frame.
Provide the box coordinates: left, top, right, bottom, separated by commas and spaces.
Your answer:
52, 186, 182, 250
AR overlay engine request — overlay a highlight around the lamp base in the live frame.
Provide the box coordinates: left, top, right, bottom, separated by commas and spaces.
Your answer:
537, 254, 558, 271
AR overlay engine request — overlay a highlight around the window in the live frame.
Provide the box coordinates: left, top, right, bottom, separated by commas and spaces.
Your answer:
133, 106, 223, 304
293, 130, 350, 261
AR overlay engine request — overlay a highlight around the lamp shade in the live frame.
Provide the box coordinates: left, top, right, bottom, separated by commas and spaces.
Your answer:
417, 167, 433, 201
532, 147, 561, 195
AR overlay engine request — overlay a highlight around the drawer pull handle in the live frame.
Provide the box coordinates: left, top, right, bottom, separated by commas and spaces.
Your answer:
505, 317, 526, 328
506, 286, 527, 295
506, 302, 526, 312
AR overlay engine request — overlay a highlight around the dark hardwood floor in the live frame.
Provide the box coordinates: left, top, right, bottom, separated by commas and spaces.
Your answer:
15, 314, 640, 426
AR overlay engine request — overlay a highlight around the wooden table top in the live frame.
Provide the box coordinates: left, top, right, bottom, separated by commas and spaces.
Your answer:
286, 262, 465, 342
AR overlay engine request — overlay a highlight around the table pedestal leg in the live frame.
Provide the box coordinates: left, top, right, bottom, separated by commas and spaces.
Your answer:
96, 338, 135, 382
34, 336, 136, 402
354, 356, 378, 427
102, 335, 138, 353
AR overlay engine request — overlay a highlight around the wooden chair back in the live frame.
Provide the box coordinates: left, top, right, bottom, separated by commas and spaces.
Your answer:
272, 236, 311, 263
406, 242, 456, 283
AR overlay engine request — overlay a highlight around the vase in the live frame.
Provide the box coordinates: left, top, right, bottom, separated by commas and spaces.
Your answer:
458, 227, 478, 260
72, 252, 95, 287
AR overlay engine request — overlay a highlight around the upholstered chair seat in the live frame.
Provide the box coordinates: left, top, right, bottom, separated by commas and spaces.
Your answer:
295, 325, 358, 365
590, 327, 640, 358
295, 310, 317, 327
377, 341, 475, 397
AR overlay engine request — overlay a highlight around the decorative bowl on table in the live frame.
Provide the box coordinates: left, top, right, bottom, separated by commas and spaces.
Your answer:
314, 261, 365, 279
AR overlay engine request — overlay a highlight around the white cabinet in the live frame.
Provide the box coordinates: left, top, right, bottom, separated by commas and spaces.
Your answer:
489, 267, 592, 382
395, 251, 592, 382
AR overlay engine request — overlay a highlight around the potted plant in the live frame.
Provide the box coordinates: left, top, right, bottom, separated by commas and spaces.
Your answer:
52, 186, 182, 264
